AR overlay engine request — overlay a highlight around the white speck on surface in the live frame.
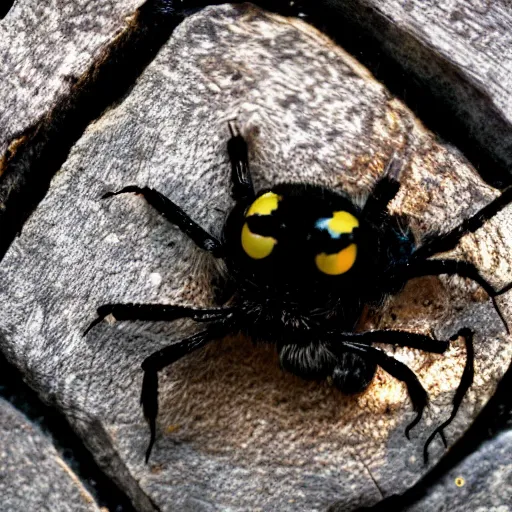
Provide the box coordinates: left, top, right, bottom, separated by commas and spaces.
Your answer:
149, 272, 162, 286
104, 233, 119, 244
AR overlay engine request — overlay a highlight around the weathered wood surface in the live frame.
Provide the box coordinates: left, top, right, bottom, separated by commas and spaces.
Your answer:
0, 0, 143, 155
0, 4, 511, 511
0, 397, 101, 512
331, 431, 512, 511
321, 0, 512, 185
404, 430, 512, 512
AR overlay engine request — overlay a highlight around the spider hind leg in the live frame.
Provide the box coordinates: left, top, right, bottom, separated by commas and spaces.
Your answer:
423, 328, 475, 464
141, 369, 158, 463
405, 258, 510, 333
140, 324, 231, 462
338, 341, 430, 438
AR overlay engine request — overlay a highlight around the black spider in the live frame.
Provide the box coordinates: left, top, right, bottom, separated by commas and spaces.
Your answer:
85, 123, 512, 463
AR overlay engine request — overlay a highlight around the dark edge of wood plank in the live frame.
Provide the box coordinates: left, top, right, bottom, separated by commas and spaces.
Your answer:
0, 0, 183, 262
0, 0, 15, 19
251, 0, 512, 190
0, 349, 139, 512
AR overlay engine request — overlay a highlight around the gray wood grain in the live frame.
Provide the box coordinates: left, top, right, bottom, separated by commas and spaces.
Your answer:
404, 430, 512, 512
0, 3, 511, 511
0, 397, 101, 512
0, 0, 143, 156
322, 0, 512, 182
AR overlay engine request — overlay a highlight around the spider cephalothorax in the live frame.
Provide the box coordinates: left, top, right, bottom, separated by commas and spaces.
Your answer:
86, 123, 512, 463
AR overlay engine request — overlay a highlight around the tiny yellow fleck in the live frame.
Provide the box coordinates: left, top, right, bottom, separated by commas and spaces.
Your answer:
455, 477, 465, 487
166, 424, 181, 434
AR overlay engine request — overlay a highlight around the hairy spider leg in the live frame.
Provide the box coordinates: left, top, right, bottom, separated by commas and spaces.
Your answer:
413, 184, 512, 261
141, 323, 232, 463
83, 304, 234, 335
423, 328, 474, 464
362, 157, 403, 222
405, 258, 509, 333
84, 302, 236, 462
102, 186, 224, 256
336, 341, 430, 437
100, 124, 256, 257
227, 121, 255, 204
327, 329, 448, 354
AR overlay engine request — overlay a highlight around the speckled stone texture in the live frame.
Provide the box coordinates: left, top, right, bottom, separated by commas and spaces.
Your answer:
0, 3, 511, 511
0, 0, 144, 154
0, 397, 101, 512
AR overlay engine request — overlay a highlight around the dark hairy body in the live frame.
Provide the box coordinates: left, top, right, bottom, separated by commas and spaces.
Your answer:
86, 123, 512, 463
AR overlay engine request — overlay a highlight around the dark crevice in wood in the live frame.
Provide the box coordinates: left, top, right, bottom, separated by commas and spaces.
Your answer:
0, 0, 183, 262
0, 350, 138, 512
248, 0, 512, 189
347, 360, 512, 511
0, 0, 15, 19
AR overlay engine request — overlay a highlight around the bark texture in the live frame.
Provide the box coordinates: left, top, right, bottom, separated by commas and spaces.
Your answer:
0, 2, 511, 511
0, 0, 144, 154
0, 397, 101, 512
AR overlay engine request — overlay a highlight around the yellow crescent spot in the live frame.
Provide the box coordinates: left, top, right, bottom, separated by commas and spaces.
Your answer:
315, 210, 359, 275
315, 244, 357, 275
326, 210, 359, 236
241, 192, 280, 259
246, 191, 280, 217
241, 223, 276, 259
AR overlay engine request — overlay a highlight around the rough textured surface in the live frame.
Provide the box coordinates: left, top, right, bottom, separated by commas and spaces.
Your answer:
0, 0, 144, 155
331, 429, 512, 511
0, 4, 511, 511
0, 397, 101, 512
320, 0, 512, 184
405, 430, 512, 512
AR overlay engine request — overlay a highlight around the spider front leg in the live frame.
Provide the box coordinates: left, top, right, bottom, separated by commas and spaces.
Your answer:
405, 258, 509, 332
227, 121, 255, 205
141, 323, 233, 462
84, 303, 234, 335
362, 157, 403, 223
413, 184, 512, 260
102, 186, 224, 256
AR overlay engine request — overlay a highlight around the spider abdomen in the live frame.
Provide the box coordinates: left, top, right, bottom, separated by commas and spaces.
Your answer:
278, 339, 377, 394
